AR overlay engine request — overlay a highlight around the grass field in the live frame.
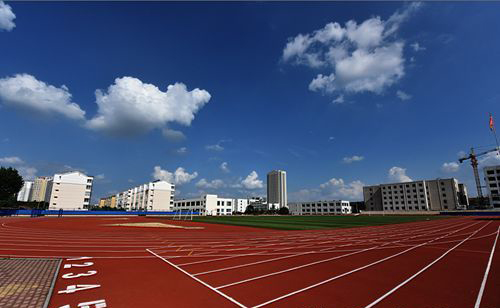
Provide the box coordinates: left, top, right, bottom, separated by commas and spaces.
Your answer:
190, 215, 447, 230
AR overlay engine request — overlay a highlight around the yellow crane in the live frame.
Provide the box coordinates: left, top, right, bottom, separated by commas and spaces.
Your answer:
458, 147, 500, 198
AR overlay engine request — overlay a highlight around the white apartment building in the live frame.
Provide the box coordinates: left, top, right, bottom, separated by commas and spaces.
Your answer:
363, 178, 467, 212
47, 171, 93, 210
173, 194, 235, 215
17, 181, 33, 202
267, 170, 287, 209
288, 200, 351, 215
116, 180, 175, 211
484, 165, 500, 208
29, 176, 52, 202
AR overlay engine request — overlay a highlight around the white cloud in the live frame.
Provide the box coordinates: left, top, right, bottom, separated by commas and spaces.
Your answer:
343, 155, 364, 164
176, 147, 188, 155
241, 171, 263, 189
332, 95, 344, 104
95, 174, 105, 180
127, 179, 134, 183
292, 177, 364, 201
329, 136, 335, 141
18, 166, 37, 180
86, 77, 210, 136
220, 162, 230, 173
396, 90, 412, 101
0, 156, 24, 165
410, 42, 426, 52
152, 166, 198, 185
196, 178, 225, 189
388, 166, 412, 182
478, 151, 500, 167
0, 1, 16, 31
205, 144, 224, 152
284, 4, 421, 97
162, 128, 186, 142
0, 74, 86, 120
441, 162, 460, 173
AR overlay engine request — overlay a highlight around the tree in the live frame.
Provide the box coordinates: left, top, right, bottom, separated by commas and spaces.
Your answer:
0, 167, 24, 201
278, 207, 290, 215
244, 205, 255, 214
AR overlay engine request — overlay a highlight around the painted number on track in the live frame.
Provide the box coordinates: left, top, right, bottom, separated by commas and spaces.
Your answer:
59, 299, 107, 308
58, 284, 101, 294
62, 270, 97, 279
64, 262, 94, 269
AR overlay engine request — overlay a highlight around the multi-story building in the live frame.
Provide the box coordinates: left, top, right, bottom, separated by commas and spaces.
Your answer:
29, 176, 52, 202
116, 180, 175, 211
173, 194, 234, 215
484, 165, 500, 208
267, 170, 287, 209
47, 171, 93, 210
288, 200, 351, 215
16, 181, 33, 202
363, 178, 468, 212
98, 195, 117, 208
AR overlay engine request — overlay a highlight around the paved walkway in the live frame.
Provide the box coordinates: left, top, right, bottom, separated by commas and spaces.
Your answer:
0, 258, 60, 308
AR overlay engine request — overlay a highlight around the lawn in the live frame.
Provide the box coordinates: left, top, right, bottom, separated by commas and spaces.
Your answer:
191, 215, 447, 230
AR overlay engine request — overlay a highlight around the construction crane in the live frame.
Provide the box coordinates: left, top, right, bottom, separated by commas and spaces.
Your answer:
458, 147, 500, 198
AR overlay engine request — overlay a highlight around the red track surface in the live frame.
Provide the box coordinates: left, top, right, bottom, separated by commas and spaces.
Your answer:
0, 216, 498, 308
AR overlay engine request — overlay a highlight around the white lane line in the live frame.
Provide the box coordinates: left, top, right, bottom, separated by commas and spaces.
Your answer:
216, 221, 476, 290
193, 251, 314, 276
474, 226, 499, 308
146, 248, 247, 308
364, 221, 491, 308
249, 221, 483, 308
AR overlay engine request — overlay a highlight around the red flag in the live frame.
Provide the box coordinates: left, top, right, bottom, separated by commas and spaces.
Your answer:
490, 114, 495, 131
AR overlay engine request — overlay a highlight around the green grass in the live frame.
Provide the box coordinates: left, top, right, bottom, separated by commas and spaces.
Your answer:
191, 215, 447, 230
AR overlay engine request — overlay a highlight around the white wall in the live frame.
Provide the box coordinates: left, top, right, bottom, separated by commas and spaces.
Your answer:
48, 172, 93, 210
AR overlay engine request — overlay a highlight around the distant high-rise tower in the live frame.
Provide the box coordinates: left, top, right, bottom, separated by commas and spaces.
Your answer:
267, 170, 287, 209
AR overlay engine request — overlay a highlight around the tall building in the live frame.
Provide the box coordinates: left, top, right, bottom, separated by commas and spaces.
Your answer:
484, 165, 500, 208
267, 170, 287, 209
29, 176, 52, 202
363, 178, 468, 212
47, 171, 93, 210
16, 181, 33, 202
99, 195, 117, 208
116, 180, 174, 211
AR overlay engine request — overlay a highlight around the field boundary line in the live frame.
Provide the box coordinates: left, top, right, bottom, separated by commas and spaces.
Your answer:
146, 248, 247, 308
474, 226, 500, 308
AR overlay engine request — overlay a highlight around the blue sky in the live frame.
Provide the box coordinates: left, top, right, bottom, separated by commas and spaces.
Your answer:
1, 1, 499, 202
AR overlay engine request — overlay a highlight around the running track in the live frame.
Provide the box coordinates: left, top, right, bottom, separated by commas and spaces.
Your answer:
0, 216, 498, 308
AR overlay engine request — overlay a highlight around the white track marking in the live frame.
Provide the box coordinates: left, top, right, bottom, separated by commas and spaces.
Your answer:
146, 248, 248, 308
249, 221, 484, 308
364, 221, 491, 308
474, 226, 500, 308
216, 221, 478, 290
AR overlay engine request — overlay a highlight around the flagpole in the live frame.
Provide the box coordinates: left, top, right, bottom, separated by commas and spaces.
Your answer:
491, 113, 500, 154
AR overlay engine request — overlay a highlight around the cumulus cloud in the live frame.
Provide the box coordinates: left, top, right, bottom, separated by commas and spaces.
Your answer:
332, 95, 344, 104
86, 77, 210, 137
220, 162, 230, 173
291, 177, 364, 201
343, 155, 364, 164
388, 166, 412, 182
478, 150, 500, 167
0, 74, 86, 120
283, 3, 421, 97
152, 166, 198, 185
18, 166, 37, 180
396, 90, 412, 101
196, 178, 225, 189
241, 171, 263, 189
162, 128, 186, 142
441, 162, 460, 173
0, 1, 15, 31
0, 156, 24, 165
